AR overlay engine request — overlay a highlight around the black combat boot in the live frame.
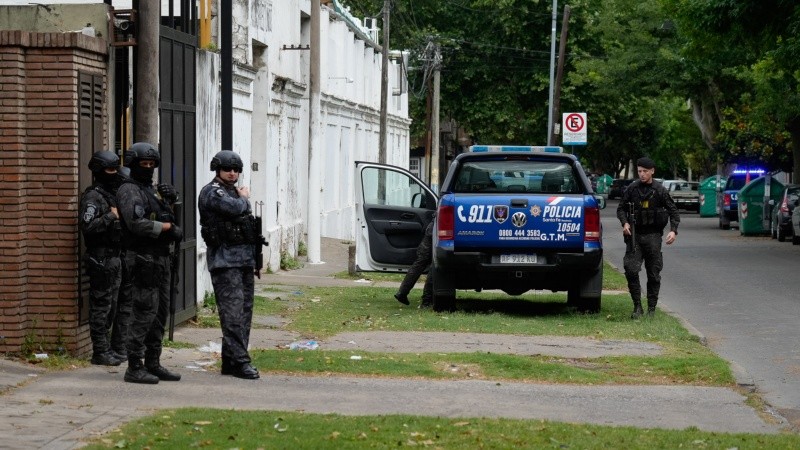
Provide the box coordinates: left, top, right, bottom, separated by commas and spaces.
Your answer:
91, 351, 123, 366
145, 359, 182, 381
630, 300, 644, 319
125, 357, 159, 384
393, 292, 410, 305
647, 300, 657, 317
228, 362, 260, 380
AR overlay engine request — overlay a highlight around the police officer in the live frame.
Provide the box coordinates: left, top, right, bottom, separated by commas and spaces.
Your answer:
616, 157, 680, 319
117, 142, 183, 384
79, 151, 126, 366
108, 166, 131, 361
198, 150, 260, 380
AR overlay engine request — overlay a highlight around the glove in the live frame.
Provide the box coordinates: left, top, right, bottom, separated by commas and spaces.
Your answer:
157, 184, 179, 203
169, 225, 184, 242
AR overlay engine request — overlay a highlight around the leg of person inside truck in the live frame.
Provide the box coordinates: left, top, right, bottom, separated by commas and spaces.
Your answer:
623, 239, 644, 319
395, 230, 433, 306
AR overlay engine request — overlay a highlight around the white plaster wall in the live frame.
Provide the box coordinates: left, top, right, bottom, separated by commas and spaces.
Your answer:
196, 0, 410, 288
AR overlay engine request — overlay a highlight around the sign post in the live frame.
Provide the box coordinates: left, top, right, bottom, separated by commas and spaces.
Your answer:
562, 112, 587, 146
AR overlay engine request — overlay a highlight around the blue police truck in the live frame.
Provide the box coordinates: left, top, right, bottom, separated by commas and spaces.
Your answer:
354, 145, 606, 313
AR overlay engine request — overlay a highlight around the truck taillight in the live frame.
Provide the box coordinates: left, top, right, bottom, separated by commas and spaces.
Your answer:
724, 194, 731, 207
780, 198, 789, 213
585, 206, 600, 242
438, 205, 454, 240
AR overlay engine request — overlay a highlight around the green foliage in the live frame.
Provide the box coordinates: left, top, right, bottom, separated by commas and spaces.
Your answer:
202, 291, 216, 311
280, 251, 303, 270
297, 240, 308, 257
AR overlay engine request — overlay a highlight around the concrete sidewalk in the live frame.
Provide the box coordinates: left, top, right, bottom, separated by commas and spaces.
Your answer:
0, 238, 790, 449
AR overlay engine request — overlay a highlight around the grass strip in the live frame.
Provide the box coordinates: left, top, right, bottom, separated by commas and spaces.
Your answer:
84, 408, 800, 450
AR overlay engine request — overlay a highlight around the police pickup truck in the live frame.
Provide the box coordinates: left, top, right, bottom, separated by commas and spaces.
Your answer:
354, 145, 606, 313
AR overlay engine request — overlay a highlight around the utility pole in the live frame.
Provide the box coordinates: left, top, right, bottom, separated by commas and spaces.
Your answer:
134, 0, 159, 144
307, 0, 323, 263
430, 43, 441, 192
549, 5, 570, 148
378, 0, 390, 163
546, 0, 557, 146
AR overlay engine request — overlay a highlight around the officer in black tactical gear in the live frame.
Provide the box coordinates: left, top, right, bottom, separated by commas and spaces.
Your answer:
80, 150, 126, 366
616, 157, 680, 319
108, 166, 131, 362
198, 150, 260, 380
116, 142, 183, 384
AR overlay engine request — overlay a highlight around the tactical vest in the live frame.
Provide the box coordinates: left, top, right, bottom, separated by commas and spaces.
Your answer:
82, 185, 122, 248
120, 180, 175, 249
201, 213, 259, 248
629, 183, 669, 231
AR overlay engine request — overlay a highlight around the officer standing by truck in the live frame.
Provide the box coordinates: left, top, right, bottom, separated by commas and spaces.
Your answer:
117, 142, 183, 384
198, 150, 260, 380
616, 157, 680, 319
80, 151, 126, 366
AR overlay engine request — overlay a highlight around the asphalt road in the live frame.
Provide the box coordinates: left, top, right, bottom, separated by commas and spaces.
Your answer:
602, 199, 800, 425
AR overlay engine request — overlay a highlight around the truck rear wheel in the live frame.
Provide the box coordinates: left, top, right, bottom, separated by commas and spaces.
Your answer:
431, 265, 456, 312
571, 266, 602, 314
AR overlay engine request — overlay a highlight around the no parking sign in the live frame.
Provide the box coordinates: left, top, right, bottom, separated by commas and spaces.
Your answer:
562, 112, 587, 145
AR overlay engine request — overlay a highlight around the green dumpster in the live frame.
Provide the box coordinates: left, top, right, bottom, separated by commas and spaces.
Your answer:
737, 176, 785, 236
699, 175, 726, 217
596, 174, 613, 194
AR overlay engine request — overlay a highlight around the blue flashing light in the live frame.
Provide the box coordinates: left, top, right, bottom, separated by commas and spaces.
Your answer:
732, 168, 766, 175
469, 145, 563, 153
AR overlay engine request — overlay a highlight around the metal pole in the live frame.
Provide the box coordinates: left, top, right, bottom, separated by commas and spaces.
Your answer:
546, 0, 557, 146
549, 5, 570, 148
221, 0, 232, 150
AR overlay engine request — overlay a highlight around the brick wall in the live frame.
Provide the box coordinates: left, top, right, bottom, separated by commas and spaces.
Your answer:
0, 31, 107, 356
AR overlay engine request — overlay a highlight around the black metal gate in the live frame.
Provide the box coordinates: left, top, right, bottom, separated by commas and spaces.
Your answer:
158, 21, 197, 325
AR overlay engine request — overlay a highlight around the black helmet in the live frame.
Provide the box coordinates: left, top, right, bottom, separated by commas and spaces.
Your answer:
88, 151, 120, 173
125, 142, 160, 168
118, 166, 131, 179
210, 150, 243, 172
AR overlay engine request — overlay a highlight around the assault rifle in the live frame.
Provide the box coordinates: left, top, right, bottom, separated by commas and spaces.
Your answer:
168, 201, 182, 341
625, 201, 637, 253
254, 201, 269, 278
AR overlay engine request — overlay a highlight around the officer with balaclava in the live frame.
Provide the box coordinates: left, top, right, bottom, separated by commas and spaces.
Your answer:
79, 150, 127, 366
116, 142, 183, 384
198, 150, 260, 379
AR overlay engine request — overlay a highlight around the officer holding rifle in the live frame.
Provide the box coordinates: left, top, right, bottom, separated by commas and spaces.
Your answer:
616, 157, 680, 319
198, 150, 266, 380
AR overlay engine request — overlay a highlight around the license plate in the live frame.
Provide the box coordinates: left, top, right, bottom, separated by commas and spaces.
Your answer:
500, 254, 538, 264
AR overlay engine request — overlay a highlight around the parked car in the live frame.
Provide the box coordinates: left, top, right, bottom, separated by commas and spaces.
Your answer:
791, 195, 800, 245
661, 179, 686, 191
668, 181, 700, 212
769, 184, 799, 241
608, 178, 634, 200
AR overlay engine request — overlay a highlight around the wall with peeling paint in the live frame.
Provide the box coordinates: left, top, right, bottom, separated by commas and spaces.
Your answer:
194, 0, 409, 297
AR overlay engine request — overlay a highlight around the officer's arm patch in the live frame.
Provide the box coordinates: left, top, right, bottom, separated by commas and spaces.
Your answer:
134, 205, 145, 218
216, 189, 225, 197
83, 204, 97, 223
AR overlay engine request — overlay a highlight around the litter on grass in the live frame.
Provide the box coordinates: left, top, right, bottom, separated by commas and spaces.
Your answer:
288, 340, 319, 350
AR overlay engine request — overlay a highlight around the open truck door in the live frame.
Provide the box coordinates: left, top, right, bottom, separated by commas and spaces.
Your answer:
354, 162, 438, 272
